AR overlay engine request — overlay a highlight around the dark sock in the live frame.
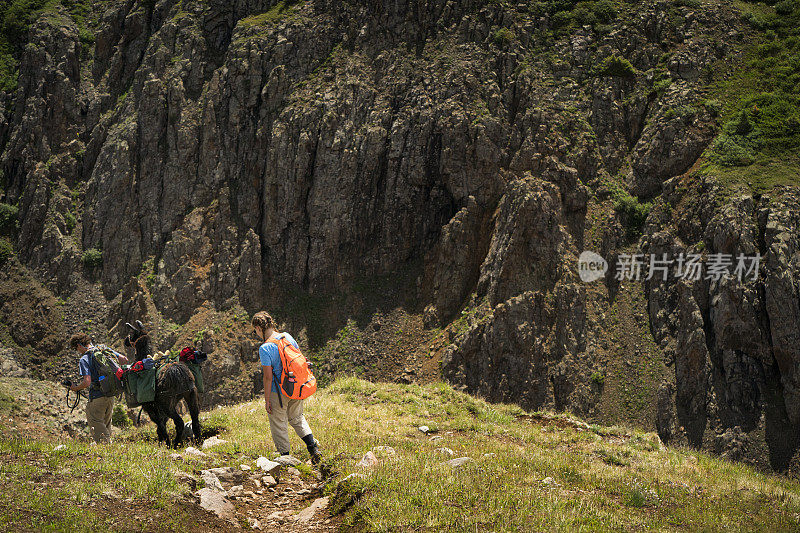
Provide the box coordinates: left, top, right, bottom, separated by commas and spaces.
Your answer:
301, 433, 318, 450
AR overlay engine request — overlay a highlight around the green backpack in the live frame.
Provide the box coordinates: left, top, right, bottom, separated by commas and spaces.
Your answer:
90, 345, 123, 397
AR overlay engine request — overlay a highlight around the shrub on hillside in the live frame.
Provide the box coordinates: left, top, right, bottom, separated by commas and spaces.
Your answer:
82, 248, 102, 268
0, 203, 18, 235
0, 238, 14, 264
598, 55, 636, 77
112, 404, 132, 428
492, 27, 515, 46
614, 194, 651, 237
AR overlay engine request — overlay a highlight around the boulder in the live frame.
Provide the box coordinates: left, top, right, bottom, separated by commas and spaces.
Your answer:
207, 467, 242, 484
356, 451, 378, 469
372, 445, 396, 459
185, 447, 208, 459
434, 447, 454, 458
174, 471, 197, 491
200, 470, 224, 491
256, 456, 282, 477
197, 487, 235, 520
445, 457, 473, 468
295, 497, 330, 523
202, 436, 228, 449
274, 454, 301, 467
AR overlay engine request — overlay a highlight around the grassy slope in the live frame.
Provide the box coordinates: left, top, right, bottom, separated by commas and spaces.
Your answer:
2, 376, 799, 532
702, 0, 800, 194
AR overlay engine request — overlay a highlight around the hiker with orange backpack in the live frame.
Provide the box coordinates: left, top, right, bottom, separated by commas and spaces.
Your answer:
252, 311, 321, 465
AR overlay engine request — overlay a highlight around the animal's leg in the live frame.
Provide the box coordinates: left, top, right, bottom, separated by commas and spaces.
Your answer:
170, 409, 185, 448
166, 397, 183, 448
155, 413, 170, 446
187, 389, 202, 442
143, 404, 169, 445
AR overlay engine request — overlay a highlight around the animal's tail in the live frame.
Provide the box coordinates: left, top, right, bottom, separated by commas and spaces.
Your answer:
156, 362, 195, 397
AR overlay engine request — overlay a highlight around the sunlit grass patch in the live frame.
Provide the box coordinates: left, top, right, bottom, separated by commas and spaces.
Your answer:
199, 377, 800, 531
0, 436, 202, 531
3, 377, 800, 531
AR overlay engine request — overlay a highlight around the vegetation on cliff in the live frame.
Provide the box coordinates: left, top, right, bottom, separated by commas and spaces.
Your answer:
704, 0, 800, 191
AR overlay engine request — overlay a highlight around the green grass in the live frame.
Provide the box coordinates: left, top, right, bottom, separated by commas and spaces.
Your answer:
597, 54, 636, 78
0, 237, 14, 264
0, 438, 203, 531
596, 173, 652, 239
491, 27, 515, 46
237, 0, 302, 28
217, 377, 800, 531
703, 0, 800, 192
63, 211, 76, 233
0, 388, 20, 414
701, 153, 800, 195
3, 377, 800, 530
0, 203, 18, 236
530, 0, 618, 33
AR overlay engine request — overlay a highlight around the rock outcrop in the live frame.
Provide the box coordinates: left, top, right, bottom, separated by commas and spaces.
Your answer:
1, 0, 799, 473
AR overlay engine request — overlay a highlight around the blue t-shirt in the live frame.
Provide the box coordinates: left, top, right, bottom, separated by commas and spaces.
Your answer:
78, 347, 102, 400
259, 333, 299, 394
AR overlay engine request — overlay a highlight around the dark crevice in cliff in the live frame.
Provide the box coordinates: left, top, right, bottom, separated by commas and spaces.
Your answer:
300, 129, 319, 292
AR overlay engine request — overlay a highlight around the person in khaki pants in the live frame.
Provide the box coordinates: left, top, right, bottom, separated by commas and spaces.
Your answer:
252, 312, 321, 464
64, 333, 127, 443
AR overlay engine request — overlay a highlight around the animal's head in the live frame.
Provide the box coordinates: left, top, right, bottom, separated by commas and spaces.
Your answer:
124, 320, 151, 361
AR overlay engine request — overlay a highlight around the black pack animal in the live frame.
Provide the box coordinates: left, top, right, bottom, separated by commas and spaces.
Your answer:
124, 320, 201, 447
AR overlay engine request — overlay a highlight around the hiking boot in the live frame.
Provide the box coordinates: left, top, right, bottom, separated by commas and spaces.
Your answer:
309, 446, 322, 466
301, 433, 321, 465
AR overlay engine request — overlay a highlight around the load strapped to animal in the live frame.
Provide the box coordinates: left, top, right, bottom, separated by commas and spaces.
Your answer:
178, 346, 207, 393
118, 347, 207, 408
117, 357, 156, 407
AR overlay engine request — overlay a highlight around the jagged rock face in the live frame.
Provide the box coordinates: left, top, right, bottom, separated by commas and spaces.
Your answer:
2, 0, 737, 309
642, 177, 800, 470
3, 0, 799, 472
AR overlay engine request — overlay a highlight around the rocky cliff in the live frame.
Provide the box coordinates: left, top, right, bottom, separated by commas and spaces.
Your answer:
1, 0, 799, 473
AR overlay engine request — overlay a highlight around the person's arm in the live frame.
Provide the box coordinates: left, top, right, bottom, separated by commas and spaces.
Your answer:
262, 365, 273, 414
70, 375, 91, 392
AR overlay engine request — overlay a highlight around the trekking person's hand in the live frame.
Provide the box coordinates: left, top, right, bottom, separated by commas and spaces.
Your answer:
265, 398, 272, 414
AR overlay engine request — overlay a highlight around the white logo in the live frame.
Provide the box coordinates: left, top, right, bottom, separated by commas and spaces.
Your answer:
578, 251, 608, 282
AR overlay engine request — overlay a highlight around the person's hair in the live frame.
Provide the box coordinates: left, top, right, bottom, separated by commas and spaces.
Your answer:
69, 332, 92, 350
251, 311, 279, 332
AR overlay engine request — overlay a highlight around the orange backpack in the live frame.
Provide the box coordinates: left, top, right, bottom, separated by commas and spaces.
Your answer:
267, 334, 317, 401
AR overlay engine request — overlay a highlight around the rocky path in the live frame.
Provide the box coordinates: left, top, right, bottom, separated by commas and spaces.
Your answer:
184, 446, 340, 531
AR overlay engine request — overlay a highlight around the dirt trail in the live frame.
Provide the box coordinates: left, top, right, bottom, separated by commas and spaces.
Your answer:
203, 461, 340, 531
